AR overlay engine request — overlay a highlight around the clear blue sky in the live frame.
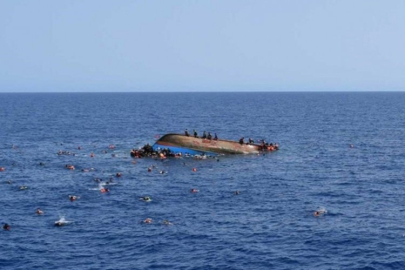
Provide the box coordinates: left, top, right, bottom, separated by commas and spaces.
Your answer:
0, 0, 404, 92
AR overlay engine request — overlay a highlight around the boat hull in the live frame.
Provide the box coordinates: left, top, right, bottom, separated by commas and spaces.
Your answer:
152, 134, 262, 155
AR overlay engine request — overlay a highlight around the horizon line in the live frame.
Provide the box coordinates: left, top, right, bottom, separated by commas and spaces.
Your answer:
0, 90, 404, 94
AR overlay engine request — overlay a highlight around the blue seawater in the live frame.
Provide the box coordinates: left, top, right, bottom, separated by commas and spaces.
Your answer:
1, 92, 405, 270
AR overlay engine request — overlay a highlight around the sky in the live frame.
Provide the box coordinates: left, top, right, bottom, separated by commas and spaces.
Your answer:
0, 0, 404, 92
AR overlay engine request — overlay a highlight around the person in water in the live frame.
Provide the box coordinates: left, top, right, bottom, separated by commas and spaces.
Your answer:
36, 208, 44, 215
3, 223, 10, 230
55, 221, 65, 226
69, 195, 78, 201
314, 207, 327, 217
65, 164, 75, 170
143, 218, 153, 224
140, 196, 151, 202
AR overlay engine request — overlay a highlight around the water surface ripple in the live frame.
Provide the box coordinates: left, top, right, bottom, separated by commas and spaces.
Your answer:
1, 92, 405, 269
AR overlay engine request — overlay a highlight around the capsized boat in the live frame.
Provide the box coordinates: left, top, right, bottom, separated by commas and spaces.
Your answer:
152, 133, 277, 156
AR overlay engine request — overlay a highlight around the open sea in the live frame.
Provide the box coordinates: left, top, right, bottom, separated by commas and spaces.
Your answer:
1, 92, 405, 270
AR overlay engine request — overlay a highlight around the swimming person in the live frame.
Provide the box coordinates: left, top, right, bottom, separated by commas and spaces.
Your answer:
140, 196, 152, 202
143, 218, 152, 224
54, 217, 69, 226
314, 207, 327, 217
163, 220, 173, 225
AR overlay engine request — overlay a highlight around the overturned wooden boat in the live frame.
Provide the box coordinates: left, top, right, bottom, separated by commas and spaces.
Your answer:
152, 133, 276, 156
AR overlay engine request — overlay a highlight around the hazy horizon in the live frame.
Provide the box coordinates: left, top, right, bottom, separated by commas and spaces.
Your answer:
1, 1, 404, 93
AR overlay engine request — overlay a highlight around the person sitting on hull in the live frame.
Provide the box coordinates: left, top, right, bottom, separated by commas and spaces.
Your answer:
207, 132, 212, 140
202, 131, 207, 139
248, 138, 254, 144
214, 133, 218, 140
185, 129, 190, 136
239, 137, 244, 145
193, 130, 198, 138
261, 140, 266, 150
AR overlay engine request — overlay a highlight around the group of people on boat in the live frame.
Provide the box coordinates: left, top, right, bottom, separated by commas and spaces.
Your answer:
261, 141, 279, 151
185, 130, 279, 152
184, 129, 218, 140
130, 143, 155, 158
130, 131, 280, 159
238, 137, 279, 151
131, 144, 183, 159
